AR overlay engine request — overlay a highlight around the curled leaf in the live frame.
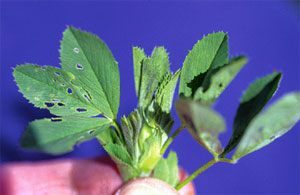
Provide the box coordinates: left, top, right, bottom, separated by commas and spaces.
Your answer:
175, 99, 225, 157
221, 72, 282, 157
233, 92, 300, 160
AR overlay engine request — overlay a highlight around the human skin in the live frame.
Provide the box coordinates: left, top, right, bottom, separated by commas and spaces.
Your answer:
0, 156, 195, 195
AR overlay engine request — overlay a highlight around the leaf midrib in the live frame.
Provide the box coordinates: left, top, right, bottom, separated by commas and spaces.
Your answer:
69, 29, 115, 119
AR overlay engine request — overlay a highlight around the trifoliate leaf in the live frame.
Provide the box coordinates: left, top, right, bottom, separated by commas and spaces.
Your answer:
21, 116, 111, 154
13, 64, 100, 117
194, 56, 248, 104
104, 143, 138, 181
133, 47, 146, 96
60, 27, 120, 119
179, 32, 228, 98
221, 72, 282, 157
155, 70, 181, 113
175, 99, 226, 157
153, 151, 179, 187
233, 92, 300, 160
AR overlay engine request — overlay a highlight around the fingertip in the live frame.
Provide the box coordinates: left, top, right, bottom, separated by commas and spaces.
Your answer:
116, 177, 179, 195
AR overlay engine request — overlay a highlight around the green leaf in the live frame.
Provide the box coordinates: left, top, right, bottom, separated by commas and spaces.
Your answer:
194, 56, 248, 104
60, 27, 120, 119
153, 151, 179, 187
233, 92, 300, 160
137, 47, 170, 108
221, 72, 282, 157
13, 64, 100, 117
179, 32, 228, 98
21, 116, 111, 154
138, 135, 162, 175
96, 127, 121, 146
120, 110, 142, 161
133, 47, 147, 96
155, 70, 181, 113
104, 143, 138, 181
166, 151, 179, 187
175, 99, 226, 157
153, 156, 169, 182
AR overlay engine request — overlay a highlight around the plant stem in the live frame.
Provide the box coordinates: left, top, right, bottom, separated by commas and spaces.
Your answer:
160, 125, 185, 155
175, 159, 217, 191
175, 157, 236, 190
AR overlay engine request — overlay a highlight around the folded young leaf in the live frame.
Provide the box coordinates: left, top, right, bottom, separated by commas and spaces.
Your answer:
138, 135, 163, 175
21, 116, 111, 154
155, 70, 181, 113
175, 99, 226, 157
13, 64, 100, 117
153, 151, 179, 187
104, 143, 138, 181
179, 32, 228, 98
221, 72, 282, 157
133, 47, 147, 96
194, 56, 248, 104
233, 92, 300, 160
60, 27, 120, 119
121, 110, 142, 162
137, 47, 170, 109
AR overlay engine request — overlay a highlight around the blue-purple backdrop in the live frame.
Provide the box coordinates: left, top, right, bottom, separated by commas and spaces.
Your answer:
1, 1, 299, 194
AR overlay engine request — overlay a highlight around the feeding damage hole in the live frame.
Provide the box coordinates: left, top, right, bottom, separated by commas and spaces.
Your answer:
88, 130, 95, 134
67, 88, 73, 94
76, 64, 83, 70
53, 78, 57, 82
74, 48, 79, 53
61, 83, 65, 87
58, 102, 65, 106
55, 72, 61, 76
76, 108, 87, 112
270, 136, 275, 140
51, 118, 62, 122
84, 94, 91, 101
45, 102, 54, 107
52, 99, 60, 102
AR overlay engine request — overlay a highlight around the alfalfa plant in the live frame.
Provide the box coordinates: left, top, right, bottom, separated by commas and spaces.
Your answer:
13, 27, 300, 190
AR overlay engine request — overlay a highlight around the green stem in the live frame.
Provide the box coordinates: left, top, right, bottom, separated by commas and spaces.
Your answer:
160, 125, 185, 155
175, 157, 236, 191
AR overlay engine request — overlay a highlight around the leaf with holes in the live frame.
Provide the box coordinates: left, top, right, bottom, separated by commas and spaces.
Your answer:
179, 32, 228, 98
194, 56, 248, 104
233, 92, 300, 160
60, 27, 120, 119
221, 72, 282, 157
13, 64, 100, 117
175, 99, 226, 157
21, 116, 111, 154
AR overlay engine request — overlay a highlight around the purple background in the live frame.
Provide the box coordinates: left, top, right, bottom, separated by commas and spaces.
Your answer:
1, 1, 299, 194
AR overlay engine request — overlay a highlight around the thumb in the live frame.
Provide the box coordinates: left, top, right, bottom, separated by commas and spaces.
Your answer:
116, 177, 179, 195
